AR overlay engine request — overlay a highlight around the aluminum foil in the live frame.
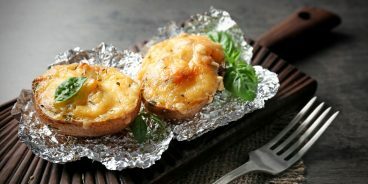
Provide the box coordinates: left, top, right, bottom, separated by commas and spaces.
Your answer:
172, 66, 279, 141
143, 7, 279, 141
12, 44, 174, 170
11, 7, 279, 170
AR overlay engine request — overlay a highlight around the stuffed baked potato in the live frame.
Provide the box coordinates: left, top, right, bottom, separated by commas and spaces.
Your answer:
32, 63, 141, 137
138, 34, 225, 120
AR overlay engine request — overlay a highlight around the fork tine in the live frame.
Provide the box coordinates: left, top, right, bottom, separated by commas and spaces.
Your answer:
273, 102, 325, 153
288, 111, 339, 163
267, 97, 317, 148
281, 107, 331, 159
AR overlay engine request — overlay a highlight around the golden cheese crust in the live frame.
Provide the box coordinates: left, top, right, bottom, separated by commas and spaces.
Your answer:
32, 63, 141, 137
138, 34, 225, 120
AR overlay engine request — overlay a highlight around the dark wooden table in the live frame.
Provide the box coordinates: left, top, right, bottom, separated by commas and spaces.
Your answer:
0, 0, 367, 183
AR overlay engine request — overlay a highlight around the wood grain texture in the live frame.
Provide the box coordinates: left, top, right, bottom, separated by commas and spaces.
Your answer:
258, 7, 341, 51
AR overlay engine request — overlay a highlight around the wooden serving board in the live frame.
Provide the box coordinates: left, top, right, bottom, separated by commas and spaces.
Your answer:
0, 7, 340, 184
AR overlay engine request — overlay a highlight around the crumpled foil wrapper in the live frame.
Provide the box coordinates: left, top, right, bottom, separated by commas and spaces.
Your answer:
172, 66, 278, 141
11, 44, 174, 170
11, 7, 279, 170
143, 7, 279, 141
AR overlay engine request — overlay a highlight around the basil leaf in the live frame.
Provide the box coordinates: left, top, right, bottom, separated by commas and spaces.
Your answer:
208, 31, 258, 101
54, 77, 87, 102
224, 61, 258, 101
131, 114, 148, 143
150, 114, 166, 139
131, 112, 166, 143
208, 31, 241, 66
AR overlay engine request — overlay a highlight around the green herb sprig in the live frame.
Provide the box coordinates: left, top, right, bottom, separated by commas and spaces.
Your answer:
54, 77, 87, 102
130, 112, 165, 143
208, 31, 258, 101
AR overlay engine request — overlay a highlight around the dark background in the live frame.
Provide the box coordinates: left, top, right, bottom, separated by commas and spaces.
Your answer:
0, 0, 367, 183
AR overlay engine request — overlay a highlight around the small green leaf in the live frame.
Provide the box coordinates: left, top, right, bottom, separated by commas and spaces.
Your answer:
131, 115, 148, 143
150, 113, 166, 139
131, 112, 166, 143
208, 31, 241, 66
208, 31, 258, 101
224, 62, 258, 101
54, 77, 87, 102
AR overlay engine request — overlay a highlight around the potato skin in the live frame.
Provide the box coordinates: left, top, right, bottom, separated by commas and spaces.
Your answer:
32, 63, 141, 137
33, 95, 140, 137
142, 95, 204, 120
139, 34, 225, 120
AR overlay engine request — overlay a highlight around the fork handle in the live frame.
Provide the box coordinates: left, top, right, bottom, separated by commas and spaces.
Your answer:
213, 160, 258, 184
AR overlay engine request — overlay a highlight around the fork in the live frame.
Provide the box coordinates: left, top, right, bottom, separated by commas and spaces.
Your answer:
213, 97, 339, 184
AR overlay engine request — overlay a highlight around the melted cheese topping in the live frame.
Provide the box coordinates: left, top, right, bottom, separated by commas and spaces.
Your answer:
138, 33, 225, 114
34, 63, 140, 125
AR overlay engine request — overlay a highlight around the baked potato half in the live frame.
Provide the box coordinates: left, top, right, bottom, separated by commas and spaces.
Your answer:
139, 34, 225, 120
32, 63, 141, 137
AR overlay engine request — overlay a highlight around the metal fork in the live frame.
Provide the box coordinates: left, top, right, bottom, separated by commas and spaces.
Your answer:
213, 97, 339, 184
